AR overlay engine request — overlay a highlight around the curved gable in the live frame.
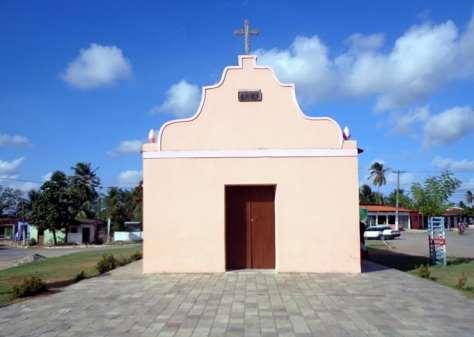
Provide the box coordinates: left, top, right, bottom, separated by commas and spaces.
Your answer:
159, 55, 343, 151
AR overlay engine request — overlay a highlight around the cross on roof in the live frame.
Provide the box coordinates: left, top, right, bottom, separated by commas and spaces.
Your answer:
234, 19, 259, 55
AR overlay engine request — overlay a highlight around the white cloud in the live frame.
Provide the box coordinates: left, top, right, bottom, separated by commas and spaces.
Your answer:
462, 178, 474, 191
109, 139, 142, 156
0, 158, 38, 193
392, 106, 430, 135
62, 43, 132, 89
391, 105, 474, 146
345, 33, 385, 52
432, 156, 474, 171
0, 157, 24, 175
151, 80, 200, 118
2, 180, 39, 193
256, 16, 474, 110
42, 172, 53, 181
117, 170, 142, 186
387, 171, 416, 187
423, 106, 474, 146
0, 134, 30, 147
257, 35, 336, 105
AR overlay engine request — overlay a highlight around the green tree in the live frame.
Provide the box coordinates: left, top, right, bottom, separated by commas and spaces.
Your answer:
16, 190, 40, 220
68, 162, 101, 219
131, 181, 143, 222
0, 186, 22, 216
368, 162, 389, 192
411, 171, 461, 217
359, 184, 385, 205
359, 184, 375, 204
104, 187, 133, 231
386, 189, 413, 209
30, 171, 75, 245
373, 192, 385, 205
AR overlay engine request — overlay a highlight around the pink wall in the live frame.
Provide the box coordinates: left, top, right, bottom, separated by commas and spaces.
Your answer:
142, 55, 361, 273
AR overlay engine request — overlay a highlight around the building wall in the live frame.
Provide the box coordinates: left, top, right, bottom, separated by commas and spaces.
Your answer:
143, 55, 360, 273
158, 57, 342, 152
30, 226, 66, 245
67, 224, 95, 244
143, 155, 360, 273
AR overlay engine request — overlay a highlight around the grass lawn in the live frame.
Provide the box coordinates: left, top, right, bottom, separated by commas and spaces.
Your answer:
0, 245, 142, 305
366, 242, 474, 298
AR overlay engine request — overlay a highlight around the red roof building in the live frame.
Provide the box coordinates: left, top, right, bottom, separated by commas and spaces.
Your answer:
360, 205, 422, 230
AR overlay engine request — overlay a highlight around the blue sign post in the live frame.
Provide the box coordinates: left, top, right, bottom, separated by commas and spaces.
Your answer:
428, 217, 447, 266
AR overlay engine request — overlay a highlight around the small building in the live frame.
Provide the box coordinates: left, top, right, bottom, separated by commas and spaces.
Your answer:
360, 205, 422, 230
142, 55, 361, 273
443, 207, 473, 229
114, 221, 143, 242
67, 219, 105, 244
0, 218, 32, 243
0, 217, 17, 241
29, 219, 105, 245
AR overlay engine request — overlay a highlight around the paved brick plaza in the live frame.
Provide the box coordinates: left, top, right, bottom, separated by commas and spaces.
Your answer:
0, 261, 472, 337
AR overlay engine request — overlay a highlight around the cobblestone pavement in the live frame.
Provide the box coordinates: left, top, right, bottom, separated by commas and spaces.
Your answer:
0, 261, 472, 337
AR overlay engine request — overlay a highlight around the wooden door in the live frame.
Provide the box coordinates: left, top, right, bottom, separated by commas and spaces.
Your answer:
250, 187, 275, 268
225, 185, 275, 270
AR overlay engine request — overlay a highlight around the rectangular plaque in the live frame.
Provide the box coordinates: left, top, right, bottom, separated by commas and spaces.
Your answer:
238, 90, 262, 102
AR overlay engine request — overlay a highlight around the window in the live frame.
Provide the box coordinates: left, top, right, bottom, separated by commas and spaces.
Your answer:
377, 215, 387, 224
70, 226, 78, 234
388, 215, 396, 225
399, 215, 409, 228
367, 215, 377, 227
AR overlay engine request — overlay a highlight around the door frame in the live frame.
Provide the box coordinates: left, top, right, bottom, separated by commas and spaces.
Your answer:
224, 184, 277, 271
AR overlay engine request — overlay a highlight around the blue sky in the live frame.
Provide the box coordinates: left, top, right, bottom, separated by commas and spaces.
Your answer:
1, 1, 474, 201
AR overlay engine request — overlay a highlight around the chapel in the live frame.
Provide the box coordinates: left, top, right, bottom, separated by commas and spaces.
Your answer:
142, 22, 361, 273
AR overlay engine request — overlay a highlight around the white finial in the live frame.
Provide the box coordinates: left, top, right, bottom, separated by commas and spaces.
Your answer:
148, 129, 157, 143
343, 126, 351, 140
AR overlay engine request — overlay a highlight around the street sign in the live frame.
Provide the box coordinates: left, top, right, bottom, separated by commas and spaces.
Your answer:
428, 217, 447, 266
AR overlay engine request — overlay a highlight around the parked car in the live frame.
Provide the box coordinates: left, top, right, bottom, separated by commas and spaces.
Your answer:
363, 225, 400, 240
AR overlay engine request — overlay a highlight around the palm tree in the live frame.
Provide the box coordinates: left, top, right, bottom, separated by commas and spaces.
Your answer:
368, 162, 389, 194
466, 190, 473, 207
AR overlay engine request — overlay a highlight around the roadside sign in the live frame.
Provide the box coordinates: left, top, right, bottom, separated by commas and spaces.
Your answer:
428, 217, 447, 266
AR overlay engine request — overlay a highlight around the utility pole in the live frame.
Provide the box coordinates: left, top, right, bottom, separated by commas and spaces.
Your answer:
395, 170, 406, 230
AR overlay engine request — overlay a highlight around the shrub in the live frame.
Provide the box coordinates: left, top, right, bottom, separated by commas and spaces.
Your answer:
96, 254, 117, 274
116, 256, 131, 267
415, 264, 431, 279
75, 271, 86, 282
28, 238, 37, 246
12, 276, 47, 298
456, 272, 468, 289
130, 251, 143, 261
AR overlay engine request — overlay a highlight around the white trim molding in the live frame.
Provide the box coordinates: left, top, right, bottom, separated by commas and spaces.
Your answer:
143, 148, 358, 159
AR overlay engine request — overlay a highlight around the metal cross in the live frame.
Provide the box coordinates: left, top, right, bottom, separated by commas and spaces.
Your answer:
234, 19, 259, 55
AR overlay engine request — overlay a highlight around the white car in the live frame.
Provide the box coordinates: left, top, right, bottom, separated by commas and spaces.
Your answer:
364, 225, 400, 240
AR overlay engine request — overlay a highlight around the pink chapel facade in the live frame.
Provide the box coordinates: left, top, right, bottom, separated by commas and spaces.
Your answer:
142, 55, 361, 273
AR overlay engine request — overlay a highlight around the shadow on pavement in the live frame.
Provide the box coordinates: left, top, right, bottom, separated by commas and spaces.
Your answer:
364, 247, 429, 272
